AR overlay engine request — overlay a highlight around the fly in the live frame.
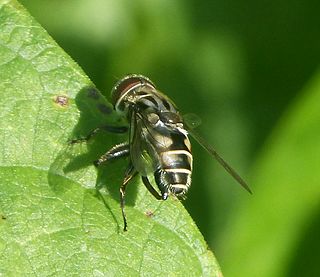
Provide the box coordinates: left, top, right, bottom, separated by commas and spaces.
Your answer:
73, 74, 251, 231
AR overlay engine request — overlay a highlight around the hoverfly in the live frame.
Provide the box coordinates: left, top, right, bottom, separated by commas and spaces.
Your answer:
76, 74, 251, 231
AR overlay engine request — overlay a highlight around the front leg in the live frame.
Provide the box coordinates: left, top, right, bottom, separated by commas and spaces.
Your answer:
69, 125, 128, 144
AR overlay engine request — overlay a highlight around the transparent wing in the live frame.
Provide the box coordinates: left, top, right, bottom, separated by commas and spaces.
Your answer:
184, 116, 252, 194
129, 110, 156, 176
183, 113, 202, 129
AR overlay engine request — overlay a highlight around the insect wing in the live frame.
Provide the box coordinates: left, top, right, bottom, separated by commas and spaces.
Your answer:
129, 110, 156, 176
185, 124, 252, 194
183, 113, 202, 129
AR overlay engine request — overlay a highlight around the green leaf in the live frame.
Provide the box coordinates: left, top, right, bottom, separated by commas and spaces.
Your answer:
0, 1, 220, 276
219, 71, 320, 276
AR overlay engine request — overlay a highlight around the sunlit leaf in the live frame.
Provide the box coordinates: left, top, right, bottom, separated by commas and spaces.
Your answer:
0, 1, 220, 276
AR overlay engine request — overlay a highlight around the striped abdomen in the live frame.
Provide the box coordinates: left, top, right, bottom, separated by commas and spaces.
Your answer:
154, 132, 193, 197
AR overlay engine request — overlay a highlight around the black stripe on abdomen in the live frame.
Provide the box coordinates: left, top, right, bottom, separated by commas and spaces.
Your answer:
160, 150, 193, 171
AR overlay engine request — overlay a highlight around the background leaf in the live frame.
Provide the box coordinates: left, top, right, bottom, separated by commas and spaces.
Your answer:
0, 1, 220, 276
220, 73, 320, 277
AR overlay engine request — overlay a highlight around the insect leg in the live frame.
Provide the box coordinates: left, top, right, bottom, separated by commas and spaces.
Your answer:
141, 176, 162, 200
101, 125, 128, 133
120, 164, 138, 231
69, 125, 128, 144
94, 142, 129, 166
69, 127, 102, 143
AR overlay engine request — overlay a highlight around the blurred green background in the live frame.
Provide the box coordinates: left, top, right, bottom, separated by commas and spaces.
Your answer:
19, 0, 320, 276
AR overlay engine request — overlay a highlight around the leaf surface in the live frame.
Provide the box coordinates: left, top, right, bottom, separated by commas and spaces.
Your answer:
0, 1, 220, 276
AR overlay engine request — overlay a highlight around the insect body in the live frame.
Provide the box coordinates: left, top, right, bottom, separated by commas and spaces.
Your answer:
91, 74, 251, 231
113, 75, 192, 198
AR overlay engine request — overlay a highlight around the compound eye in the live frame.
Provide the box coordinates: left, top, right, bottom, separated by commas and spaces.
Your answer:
147, 113, 160, 125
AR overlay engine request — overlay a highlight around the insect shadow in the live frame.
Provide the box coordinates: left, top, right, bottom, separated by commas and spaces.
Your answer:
48, 85, 138, 229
